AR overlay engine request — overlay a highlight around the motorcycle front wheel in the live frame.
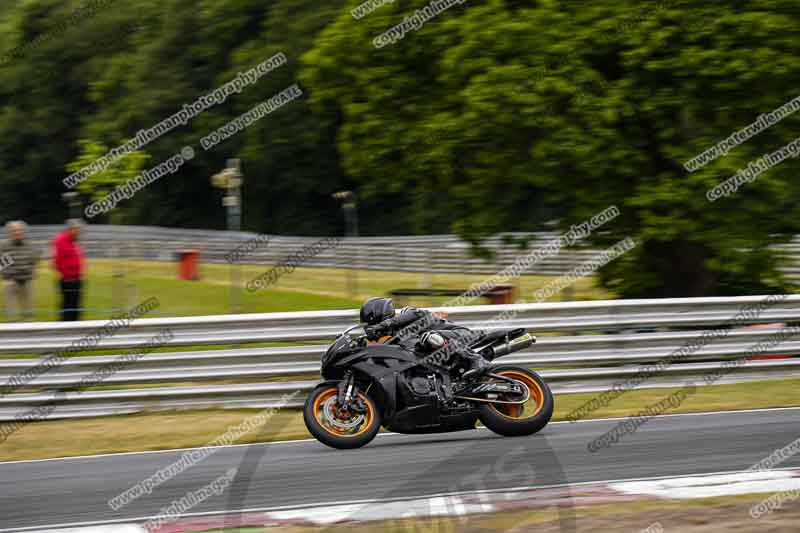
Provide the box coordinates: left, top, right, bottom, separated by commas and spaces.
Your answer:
303, 384, 381, 449
477, 366, 553, 437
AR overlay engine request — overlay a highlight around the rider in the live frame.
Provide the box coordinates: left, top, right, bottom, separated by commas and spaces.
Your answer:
359, 297, 489, 376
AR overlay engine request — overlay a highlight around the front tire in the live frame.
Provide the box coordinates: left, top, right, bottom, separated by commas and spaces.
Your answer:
477, 366, 553, 437
303, 384, 381, 449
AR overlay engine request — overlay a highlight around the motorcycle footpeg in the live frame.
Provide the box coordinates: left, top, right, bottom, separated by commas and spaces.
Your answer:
440, 384, 454, 403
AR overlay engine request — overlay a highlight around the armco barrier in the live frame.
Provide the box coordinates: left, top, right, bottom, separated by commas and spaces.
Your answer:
0, 296, 799, 420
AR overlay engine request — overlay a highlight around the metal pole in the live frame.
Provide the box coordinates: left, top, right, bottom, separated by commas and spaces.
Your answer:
226, 159, 242, 314
343, 201, 359, 299
333, 191, 359, 300
212, 160, 244, 314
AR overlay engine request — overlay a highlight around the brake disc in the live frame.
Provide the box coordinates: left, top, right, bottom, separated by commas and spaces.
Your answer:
322, 396, 365, 430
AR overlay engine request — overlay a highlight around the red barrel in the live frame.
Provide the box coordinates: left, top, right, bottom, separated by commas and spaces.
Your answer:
177, 249, 200, 280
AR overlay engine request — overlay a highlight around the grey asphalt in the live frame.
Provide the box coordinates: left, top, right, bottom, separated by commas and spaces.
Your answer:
0, 408, 799, 531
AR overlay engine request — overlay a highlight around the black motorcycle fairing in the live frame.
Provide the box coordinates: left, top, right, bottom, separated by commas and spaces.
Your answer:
322, 343, 419, 418
335, 343, 419, 368
321, 342, 468, 428
321, 335, 360, 368
322, 343, 418, 381
385, 408, 478, 434
384, 404, 441, 433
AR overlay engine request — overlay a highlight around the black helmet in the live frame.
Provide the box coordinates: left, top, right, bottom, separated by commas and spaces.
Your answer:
360, 297, 395, 325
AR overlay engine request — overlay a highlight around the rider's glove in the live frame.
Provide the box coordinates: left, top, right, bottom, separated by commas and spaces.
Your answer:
366, 320, 391, 340
365, 325, 380, 340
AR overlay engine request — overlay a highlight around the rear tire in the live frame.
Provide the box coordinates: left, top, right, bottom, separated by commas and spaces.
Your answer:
477, 366, 553, 437
303, 384, 381, 449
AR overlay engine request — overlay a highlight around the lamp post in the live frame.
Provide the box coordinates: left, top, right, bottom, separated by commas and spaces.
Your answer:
333, 190, 359, 299
212, 159, 243, 313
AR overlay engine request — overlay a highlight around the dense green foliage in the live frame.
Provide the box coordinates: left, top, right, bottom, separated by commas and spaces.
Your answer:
1, 0, 799, 296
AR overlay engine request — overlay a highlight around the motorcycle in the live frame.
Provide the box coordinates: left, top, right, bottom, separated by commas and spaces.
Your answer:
303, 323, 554, 449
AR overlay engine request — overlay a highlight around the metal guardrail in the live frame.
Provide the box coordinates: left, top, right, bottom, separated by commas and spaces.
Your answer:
1, 296, 800, 420
23, 225, 800, 280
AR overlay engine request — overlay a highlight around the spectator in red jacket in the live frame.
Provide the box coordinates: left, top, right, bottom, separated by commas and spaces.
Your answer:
52, 219, 84, 321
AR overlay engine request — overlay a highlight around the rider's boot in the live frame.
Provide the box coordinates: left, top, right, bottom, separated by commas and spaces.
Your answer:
461, 351, 490, 379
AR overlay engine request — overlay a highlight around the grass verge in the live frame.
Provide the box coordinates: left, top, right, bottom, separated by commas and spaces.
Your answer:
1, 378, 798, 462
1, 258, 611, 321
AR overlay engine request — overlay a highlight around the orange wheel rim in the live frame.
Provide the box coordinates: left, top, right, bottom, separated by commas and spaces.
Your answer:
312, 387, 374, 437
499, 403, 523, 418
488, 370, 545, 420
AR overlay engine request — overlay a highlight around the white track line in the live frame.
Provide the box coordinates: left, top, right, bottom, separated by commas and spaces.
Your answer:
5, 466, 799, 533
1, 405, 799, 466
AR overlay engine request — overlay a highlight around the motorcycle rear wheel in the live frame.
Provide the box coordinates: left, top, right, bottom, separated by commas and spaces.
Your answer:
477, 366, 553, 437
303, 384, 381, 449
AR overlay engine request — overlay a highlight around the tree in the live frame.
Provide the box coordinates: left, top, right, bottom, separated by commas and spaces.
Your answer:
304, 0, 800, 296
1, 0, 799, 297
66, 139, 149, 223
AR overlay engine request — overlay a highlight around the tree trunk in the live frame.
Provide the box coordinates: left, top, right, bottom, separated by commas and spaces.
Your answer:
641, 239, 717, 297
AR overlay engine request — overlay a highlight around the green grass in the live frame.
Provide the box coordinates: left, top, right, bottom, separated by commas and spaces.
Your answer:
1, 378, 797, 462
553, 377, 800, 420
6, 259, 362, 321
1, 258, 612, 322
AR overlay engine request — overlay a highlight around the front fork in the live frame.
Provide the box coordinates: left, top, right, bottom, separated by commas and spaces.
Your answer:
336, 372, 367, 414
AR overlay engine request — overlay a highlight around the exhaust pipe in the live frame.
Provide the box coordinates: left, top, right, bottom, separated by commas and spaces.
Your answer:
491, 333, 535, 358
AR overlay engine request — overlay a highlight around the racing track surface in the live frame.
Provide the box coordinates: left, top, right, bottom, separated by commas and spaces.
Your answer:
1, 407, 799, 531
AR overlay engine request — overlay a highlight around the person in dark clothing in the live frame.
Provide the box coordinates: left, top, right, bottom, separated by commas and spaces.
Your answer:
360, 297, 489, 375
1, 221, 40, 320
52, 219, 85, 321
